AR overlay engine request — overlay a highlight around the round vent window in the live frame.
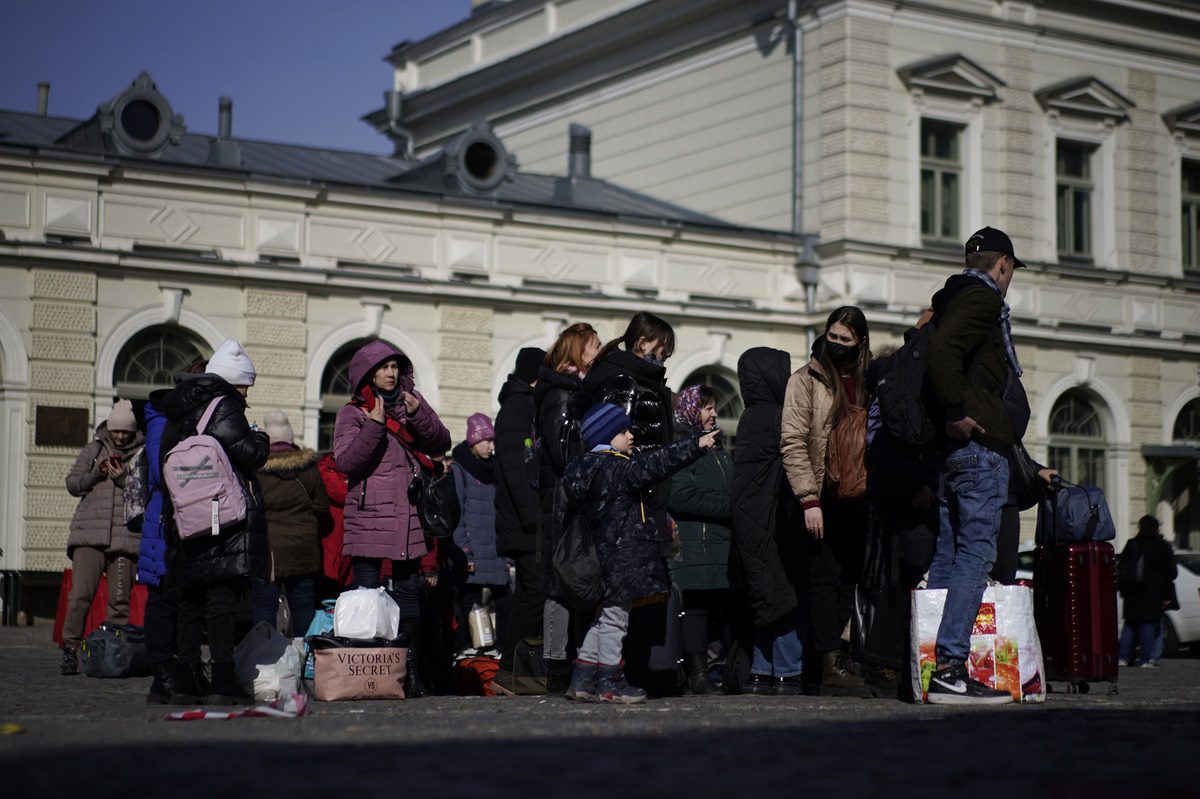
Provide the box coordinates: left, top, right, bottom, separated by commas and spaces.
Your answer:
464, 141, 499, 181
121, 99, 162, 142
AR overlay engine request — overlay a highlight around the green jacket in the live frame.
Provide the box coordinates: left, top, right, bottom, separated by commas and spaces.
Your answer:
927, 276, 1014, 451
667, 439, 733, 590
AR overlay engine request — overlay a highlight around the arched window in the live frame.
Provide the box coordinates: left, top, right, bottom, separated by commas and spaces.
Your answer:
1048, 390, 1106, 491
113, 325, 209, 423
680, 367, 744, 445
1173, 399, 1200, 444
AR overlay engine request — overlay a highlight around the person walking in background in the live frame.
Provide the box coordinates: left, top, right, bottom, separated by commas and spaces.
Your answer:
730, 348, 806, 696
160, 340, 270, 704
564, 403, 719, 704
492, 347, 545, 673
536, 323, 601, 687
61, 399, 145, 676
781, 306, 873, 697
333, 339, 450, 697
253, 410, 329, 638
668, 384, 733, 695
1118, 515, 1177, 668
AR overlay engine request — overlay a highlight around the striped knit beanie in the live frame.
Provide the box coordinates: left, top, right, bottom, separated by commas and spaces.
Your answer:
581, 403, 633, 449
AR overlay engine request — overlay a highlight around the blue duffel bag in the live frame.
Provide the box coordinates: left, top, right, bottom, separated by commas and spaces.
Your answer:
1035, 477, 1116, 544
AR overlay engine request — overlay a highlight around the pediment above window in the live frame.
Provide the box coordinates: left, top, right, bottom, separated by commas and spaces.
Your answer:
1035, 76, 1135, 124
1163, 101, 1200, 137
897, 54, 1005, 103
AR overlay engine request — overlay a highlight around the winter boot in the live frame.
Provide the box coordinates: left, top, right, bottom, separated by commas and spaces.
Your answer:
146, 661, 181, 705
683, 652, 719, 695
595, 664, 647, 704
546, 658, 574, 695
209, 662, 252, 705
820, 651, 871, 698
171, 661, 208, 705
402, 622, 428, 698
744, 673, 776, 696
565, 660, 599, 702
774, 675, 806, 696
60, 646, 78, 676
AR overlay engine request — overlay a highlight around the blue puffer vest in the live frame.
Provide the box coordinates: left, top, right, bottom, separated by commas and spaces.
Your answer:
451, 442, 507, 586
136, 394, 169, 586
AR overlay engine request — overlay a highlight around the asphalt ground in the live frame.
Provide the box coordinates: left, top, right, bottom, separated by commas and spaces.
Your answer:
2, 623, 1198, 799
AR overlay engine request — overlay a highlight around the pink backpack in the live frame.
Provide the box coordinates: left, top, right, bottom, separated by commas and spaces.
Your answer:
163, 396, 247, 539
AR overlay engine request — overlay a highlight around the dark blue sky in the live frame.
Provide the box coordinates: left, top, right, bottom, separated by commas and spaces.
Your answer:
1, 1, 468, 153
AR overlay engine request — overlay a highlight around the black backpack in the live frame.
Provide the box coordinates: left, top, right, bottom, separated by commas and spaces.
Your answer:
552, 505, 604, 604
874, 322, 939, 447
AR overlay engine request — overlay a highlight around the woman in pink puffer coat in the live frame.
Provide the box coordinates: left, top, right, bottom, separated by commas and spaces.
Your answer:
333, 340, 450, 691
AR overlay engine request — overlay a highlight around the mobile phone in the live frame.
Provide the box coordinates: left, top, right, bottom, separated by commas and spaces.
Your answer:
361, 385, 376, 412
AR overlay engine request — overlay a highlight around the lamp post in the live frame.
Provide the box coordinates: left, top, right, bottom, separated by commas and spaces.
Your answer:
798, 234, 820, 352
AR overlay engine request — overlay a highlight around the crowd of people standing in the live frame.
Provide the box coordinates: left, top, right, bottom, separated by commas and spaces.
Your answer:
58, 225, 1172, 706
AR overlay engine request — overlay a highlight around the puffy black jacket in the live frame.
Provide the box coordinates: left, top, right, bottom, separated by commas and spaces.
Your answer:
573, 349, 673, 454
534, 365, 582, 593
159, 373, 271, 587
730, 347, 801, 628
494, 374, 540, 557
563, 435, 703, 603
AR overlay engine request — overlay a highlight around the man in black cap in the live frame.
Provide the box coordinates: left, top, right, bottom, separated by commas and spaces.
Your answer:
493, 347, 546, 681
923, 227, 1028, 704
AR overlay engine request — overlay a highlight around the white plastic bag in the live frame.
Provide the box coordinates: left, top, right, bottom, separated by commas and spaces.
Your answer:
333, 586, 400, 640
910, 584, 1046, 703
234, 621, 296, 701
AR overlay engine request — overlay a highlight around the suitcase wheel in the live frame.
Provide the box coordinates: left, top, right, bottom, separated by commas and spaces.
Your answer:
1076, 682, 1090, 695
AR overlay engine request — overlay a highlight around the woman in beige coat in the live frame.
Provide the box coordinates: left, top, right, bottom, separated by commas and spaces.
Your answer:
61, 399, 145, 675
780, 306, 872, 696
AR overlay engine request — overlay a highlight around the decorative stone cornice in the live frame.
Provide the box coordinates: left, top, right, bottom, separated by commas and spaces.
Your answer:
1035, 76, 1136, 124
1163, 100, 1200, 137
897, 53, 1006, 104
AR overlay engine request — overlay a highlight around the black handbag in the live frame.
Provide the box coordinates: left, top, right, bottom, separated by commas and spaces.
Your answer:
1009, 441, 1046, 511
407, 465, 460, 540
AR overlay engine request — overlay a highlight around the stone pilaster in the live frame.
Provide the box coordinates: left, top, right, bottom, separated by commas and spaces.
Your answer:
437, 304, 495, 446
26, 269, 98, 570
1124, 69, 1162, 274
243, 288, 309, 441
1000, 47, 1038, 259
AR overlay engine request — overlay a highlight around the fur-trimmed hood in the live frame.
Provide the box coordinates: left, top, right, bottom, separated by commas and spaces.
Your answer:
259, 446, 320, 476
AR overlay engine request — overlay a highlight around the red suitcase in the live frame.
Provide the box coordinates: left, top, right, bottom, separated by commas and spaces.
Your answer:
1033, 541, 1118, 694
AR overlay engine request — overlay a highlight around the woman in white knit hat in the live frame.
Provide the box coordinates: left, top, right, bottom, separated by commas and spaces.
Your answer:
159, 340, 270, 704
60, 399, 145, 675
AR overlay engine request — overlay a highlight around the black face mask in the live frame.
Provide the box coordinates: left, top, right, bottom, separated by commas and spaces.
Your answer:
643, 353, 665, 367
824, 340, 859, 366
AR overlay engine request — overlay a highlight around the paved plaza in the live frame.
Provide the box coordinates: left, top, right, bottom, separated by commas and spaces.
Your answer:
2, 623, 1198, 799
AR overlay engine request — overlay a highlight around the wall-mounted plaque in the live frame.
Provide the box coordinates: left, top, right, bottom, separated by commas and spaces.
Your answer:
35, 406, 90, 447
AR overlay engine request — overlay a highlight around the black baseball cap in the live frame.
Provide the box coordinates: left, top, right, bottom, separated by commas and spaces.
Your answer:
965, 226, 1026, 269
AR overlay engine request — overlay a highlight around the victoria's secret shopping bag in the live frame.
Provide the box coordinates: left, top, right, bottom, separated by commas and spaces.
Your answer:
309, 635, 408, 701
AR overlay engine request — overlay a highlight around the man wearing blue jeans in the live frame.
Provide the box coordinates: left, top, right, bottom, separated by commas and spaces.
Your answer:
924, 227, 1031, 705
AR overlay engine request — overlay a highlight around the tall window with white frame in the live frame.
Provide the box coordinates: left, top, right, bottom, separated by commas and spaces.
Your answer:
1047, 389, 1106, 492
920, 119, 963, 245
1183, 160, 1200, 274
1056, 140, 1095, 261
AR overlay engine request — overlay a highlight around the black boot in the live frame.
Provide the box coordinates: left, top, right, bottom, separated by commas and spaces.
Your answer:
402, 622, 427, 698
146, 661, 179, 705
171, 661, 208, 705
60, 646, 79, 676
209, 662, 252, 705
683, 652, 719, 695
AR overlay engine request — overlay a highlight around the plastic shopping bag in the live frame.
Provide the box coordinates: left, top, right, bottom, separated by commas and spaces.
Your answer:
332, 587, 400, 641
235, 622, 301, 701
302, 599, 337, 680
910, 584, 1045, 703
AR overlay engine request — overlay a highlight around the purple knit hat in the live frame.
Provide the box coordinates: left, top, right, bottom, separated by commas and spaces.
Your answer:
466, 413, 495, 446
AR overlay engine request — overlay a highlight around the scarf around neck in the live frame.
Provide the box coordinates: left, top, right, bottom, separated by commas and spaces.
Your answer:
962, 268, 1023, 377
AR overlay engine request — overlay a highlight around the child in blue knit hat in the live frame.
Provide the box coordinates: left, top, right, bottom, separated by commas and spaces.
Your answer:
562, 402, 719, 703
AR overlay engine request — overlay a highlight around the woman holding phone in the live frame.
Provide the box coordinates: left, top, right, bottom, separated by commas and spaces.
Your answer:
333, 340, 450, 694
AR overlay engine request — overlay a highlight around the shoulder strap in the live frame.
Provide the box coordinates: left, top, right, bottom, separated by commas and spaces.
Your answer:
196, 396, 224, 436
